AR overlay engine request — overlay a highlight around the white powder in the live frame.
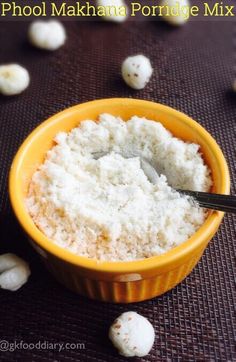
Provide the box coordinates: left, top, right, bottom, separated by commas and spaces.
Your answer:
26, 114, 212, 261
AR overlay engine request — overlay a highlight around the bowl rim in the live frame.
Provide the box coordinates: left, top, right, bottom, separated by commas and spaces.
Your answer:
9, 98, 230, 274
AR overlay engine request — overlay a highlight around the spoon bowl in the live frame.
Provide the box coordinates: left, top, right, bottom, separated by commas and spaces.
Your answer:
93, 151, 236, 213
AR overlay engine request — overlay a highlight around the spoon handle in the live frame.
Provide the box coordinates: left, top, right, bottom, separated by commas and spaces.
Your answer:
178, 190, 236, 214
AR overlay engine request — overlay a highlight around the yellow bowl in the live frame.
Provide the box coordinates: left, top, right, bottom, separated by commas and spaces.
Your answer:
9, 98, 230, 303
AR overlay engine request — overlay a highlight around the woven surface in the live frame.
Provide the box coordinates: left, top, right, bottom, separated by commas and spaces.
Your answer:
0, 15, 235, 362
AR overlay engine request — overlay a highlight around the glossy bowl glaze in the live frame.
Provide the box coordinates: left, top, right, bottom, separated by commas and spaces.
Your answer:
9, 99, 230, 303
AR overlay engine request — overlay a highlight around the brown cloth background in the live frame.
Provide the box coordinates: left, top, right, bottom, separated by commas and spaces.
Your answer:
0, 14, 235, 362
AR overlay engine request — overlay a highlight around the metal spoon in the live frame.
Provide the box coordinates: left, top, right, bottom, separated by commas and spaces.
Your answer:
93, 151, 236, 214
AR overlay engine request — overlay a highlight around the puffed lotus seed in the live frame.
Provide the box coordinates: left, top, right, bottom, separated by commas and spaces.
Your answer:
28, 20, 66, 50
160, 0, 190, 26
0, 64, 30, 96
109, 311, 155, 357
121, 55, 153, 90
0, 253, 31, 291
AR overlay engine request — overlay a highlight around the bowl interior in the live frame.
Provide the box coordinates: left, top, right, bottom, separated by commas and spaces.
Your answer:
9, 98, 230, 273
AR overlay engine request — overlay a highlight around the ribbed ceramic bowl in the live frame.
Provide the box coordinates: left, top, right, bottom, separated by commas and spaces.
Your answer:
9, 98, 230, 303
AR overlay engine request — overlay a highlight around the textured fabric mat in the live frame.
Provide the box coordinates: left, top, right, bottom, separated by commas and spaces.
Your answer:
0, 15, 235, 362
